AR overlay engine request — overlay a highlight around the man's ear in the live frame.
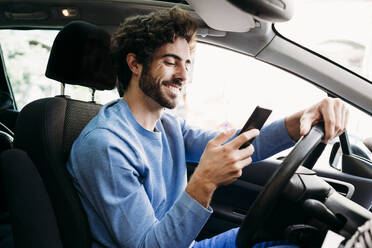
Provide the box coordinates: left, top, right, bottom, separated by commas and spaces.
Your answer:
126, 53, 142, 76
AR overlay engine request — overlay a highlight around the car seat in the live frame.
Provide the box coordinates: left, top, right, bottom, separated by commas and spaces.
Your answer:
0, 42, 16, 248
1, 149, 63, 248
1, 21, 116, 248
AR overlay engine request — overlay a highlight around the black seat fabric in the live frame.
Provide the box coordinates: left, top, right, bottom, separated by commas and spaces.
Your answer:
13, 98, 101, 248
0, 130, 13, 212
0, 130, 12, 152
8, 21, 117, 248
1, 149, 62, 248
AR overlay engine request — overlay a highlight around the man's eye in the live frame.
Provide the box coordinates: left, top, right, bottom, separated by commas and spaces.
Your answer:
165, 61, 175, 65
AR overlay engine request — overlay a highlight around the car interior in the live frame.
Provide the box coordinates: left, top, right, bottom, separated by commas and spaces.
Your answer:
1, 20, 117, 248
0, 0, 371, 248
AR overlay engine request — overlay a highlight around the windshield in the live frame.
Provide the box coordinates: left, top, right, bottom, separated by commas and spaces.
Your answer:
276, 0, 372, 82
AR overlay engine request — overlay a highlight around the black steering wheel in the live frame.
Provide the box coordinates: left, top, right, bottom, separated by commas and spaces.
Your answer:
236, 124, 325, 248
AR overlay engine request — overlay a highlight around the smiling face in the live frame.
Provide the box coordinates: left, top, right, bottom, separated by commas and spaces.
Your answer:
139, 37, 191, 109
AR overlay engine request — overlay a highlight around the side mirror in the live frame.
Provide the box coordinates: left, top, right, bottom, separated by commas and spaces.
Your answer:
330, 137, 372, 179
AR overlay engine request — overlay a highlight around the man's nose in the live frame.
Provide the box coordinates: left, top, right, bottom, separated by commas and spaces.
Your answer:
175, 64, 188, 82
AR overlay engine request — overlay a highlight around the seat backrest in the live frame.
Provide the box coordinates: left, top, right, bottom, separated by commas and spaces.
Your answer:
13, 97, 100, 248
0, 130, 13, 248
12, 21, 116, 248
1, 149, 63, 248
0, 130, 13, 211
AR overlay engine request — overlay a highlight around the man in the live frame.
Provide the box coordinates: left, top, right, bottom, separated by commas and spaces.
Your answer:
67, 7, 349, 248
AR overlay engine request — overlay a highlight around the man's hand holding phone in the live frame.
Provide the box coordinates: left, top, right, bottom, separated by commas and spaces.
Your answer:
186, 106, 272, 208
238, 106, 272, 149
186, 128, 259, 207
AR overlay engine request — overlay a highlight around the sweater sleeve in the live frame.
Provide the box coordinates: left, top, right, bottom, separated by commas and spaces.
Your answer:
181, 120, 219, 163
251, 118, 296, 162
69, 129, 212, 248
181, 118, 295, 163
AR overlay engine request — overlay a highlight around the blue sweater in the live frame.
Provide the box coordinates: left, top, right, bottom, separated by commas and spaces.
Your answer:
67, 99, 295, 248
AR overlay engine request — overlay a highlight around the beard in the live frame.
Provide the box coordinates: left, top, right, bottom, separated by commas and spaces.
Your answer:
139, 67, 181, 109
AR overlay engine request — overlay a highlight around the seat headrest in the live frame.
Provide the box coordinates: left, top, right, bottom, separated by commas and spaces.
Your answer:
45, 21, 116, 90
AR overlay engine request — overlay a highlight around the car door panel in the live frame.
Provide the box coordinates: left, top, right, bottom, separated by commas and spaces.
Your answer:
315, 168, 372, 211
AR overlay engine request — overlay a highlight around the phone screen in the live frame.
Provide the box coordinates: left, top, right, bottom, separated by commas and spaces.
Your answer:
239, 106, 272, 149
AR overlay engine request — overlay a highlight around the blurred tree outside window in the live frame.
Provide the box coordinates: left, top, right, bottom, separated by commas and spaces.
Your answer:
0, 29, 118, 110
0, 30, 59, 109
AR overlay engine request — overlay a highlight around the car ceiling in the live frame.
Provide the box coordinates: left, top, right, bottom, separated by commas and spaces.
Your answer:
0, 1, 191, 30
0, 0, 273, 56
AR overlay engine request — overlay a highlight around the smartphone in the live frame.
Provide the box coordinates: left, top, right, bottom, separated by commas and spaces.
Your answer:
238, 106, 272, 149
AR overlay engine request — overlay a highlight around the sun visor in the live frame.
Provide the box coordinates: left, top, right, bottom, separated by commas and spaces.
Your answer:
186, 0, 256, 32
228, 0, 294, 23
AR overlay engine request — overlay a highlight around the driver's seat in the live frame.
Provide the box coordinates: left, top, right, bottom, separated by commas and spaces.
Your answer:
4, 21, 116, 247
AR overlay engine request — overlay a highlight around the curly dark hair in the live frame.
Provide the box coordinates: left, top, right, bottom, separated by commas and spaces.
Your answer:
111, 7, 197, 96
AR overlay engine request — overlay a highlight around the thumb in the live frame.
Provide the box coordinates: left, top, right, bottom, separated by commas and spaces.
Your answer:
211, 128, 236, 146
300, 117, 312, 136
